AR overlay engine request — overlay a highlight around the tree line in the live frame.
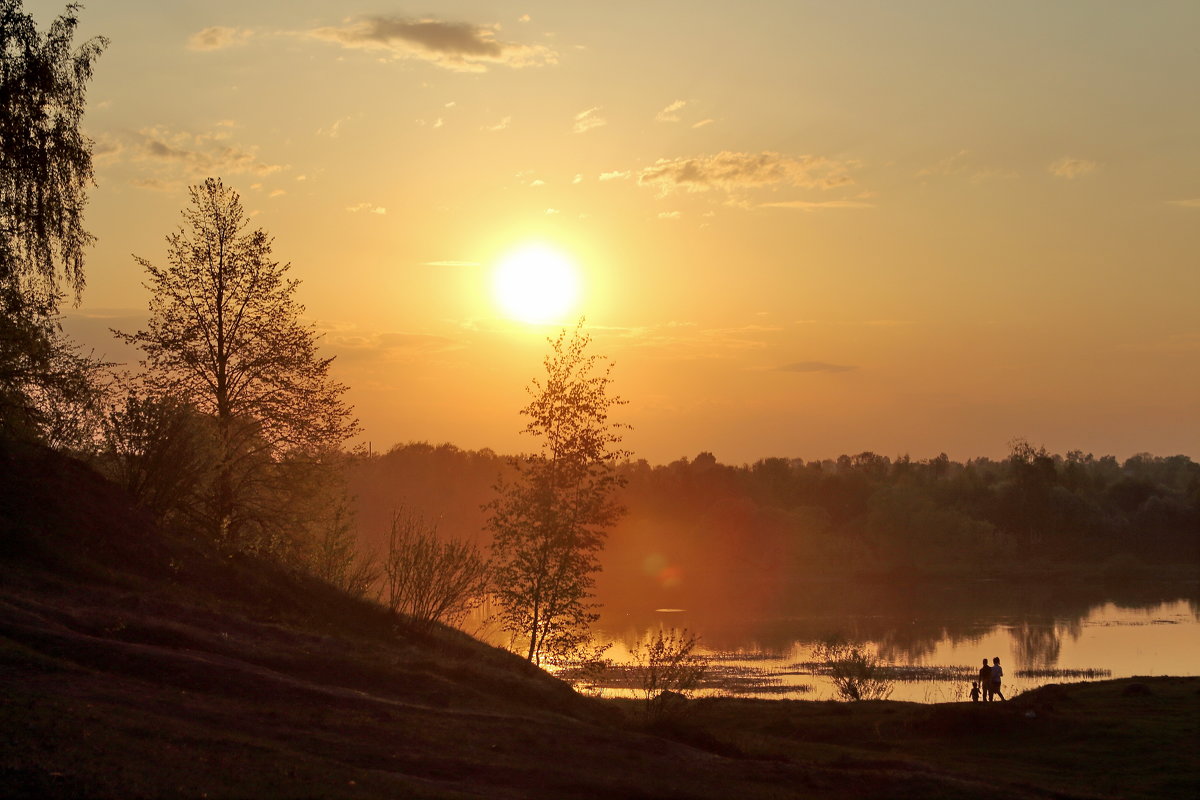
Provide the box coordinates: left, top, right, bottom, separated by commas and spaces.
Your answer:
348, 441, 1199, 613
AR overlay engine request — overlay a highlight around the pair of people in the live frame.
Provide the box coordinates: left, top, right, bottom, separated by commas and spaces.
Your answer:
973, 657, 1005, 701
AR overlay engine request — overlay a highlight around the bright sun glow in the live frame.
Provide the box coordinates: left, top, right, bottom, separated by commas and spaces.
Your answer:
492, 245, 582, 324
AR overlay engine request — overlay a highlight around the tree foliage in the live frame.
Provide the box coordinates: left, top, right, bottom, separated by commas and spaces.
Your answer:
118, 178, 359, 548
488, 323, 629, 664
96, 389, 218, 525
0, 0, 106, 441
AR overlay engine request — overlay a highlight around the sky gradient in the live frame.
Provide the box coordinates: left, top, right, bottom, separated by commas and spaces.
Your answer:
42, 0, 1200, 464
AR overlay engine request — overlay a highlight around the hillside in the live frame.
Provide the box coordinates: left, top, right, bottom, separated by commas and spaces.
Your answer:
2, 442, 1197, 799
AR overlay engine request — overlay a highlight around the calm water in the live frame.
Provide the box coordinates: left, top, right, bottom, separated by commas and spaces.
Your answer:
590, 581, 1200, 702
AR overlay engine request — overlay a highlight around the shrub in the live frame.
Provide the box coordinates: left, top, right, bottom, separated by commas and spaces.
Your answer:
813, 637, 893, 701
630, 628, 709, 718
382, 507, 489, 632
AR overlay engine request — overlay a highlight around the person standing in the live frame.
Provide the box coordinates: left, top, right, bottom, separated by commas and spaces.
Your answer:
990, 656, 1006, 701
978, 658, 994, 701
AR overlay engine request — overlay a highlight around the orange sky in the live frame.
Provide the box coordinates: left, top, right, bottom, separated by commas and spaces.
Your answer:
45, 0, 1199, 464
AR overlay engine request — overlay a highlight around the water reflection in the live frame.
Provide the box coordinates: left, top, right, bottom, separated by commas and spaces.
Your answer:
588, 579, 1200, 702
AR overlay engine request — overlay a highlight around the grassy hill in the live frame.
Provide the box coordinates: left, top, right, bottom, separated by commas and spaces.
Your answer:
2, 442, 1197, 799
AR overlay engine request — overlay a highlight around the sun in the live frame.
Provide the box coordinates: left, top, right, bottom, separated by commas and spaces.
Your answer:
491, 244, 582, 324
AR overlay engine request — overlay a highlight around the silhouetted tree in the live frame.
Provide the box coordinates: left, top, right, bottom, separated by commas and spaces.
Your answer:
1, 0, 106, 441
119, 178, 359, 548
96, 389, 218, 525
488, 324, 629, 664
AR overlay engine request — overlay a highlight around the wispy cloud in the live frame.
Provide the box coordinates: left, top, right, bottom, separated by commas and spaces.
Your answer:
637, 151, 856, 199
917, 149, 970, 177
1048, 157, 1097, 179
317, 116, 355, 138
601, 322, 783, 360
322, 326, 462, 363
483, 115, 512, 131
760, 199, 874, 211
308, 17, 557, 72
346, 203, 386, 215
656, 99, 687, 123
691, 118, 714, 129
1167, 198, 1200, 208
107, 125, 287, 189
599, 170, 629, 181
657, 211, 682, 220
917, 150, 1016, 182
187, 26, 252, 51
572, 106, 606, 134
776, 361, 857, 373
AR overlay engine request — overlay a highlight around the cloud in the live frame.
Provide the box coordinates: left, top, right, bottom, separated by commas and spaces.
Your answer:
268, 189, 286, 198
657, 211, 681, 220
187, 26, 252, 51
637, 150, 855, 198
917, 150, 1018, 182
483, 115, 511, 131
601, 322, 782, 361
917, 149, 970, 177
308, 17, 557, 72
114, 125, 286, 188
777, 361, 857, 373
572, 106, 606, 134
599, 170, 629, 181
1048, 157, 1097, 179
691, 118, 714, 129
656, 99, 687, 123
317, 116, 355, 138
324, 327, 462, 363
1167, 198, 1200, 208
760, 199, 874, 211
346, 203, 386, 215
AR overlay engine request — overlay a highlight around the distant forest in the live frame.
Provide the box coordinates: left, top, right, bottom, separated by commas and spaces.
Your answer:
348, 442, 1200, 612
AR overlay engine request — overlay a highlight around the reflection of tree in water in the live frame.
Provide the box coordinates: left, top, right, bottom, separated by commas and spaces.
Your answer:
1011, 621, 1060, 669
598, 577, 1195, 666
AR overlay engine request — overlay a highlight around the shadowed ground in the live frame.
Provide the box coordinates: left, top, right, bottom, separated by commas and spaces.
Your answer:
2, 443, 1197, 799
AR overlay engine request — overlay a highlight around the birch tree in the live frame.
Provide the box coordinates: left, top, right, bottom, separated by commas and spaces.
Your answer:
119, 178, 359, 548
487, 324, 629, 664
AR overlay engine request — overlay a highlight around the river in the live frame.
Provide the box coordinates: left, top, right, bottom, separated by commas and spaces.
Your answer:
588, 579, 1200, 702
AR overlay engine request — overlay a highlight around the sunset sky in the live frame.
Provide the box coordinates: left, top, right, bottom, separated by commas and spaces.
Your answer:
44, 0, 1199, 464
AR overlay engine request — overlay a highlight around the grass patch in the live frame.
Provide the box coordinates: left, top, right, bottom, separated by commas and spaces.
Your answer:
1015, 667, 1112, 678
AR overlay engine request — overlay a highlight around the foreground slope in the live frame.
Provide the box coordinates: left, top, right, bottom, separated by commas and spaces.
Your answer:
2, 442, 1196, 799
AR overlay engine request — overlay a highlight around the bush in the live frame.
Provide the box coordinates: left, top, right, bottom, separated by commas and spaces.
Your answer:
382, 507, 489, 632
813, 637, 894, 701
630, 628, 709, 718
